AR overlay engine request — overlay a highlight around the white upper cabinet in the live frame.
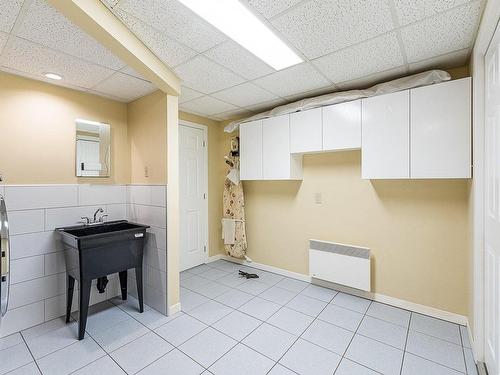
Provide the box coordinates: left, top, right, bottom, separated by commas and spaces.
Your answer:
239, 120, 263, 180
323, 100, 361, 151
290, 108, 322, 153
263, 115, 302, 180
410, 78, 471, 178
362, 91, 410, 179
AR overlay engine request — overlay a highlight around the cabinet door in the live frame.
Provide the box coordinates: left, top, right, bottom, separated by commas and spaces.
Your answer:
290, 108, 322, 153
361, 91, 410, 179
239, 120, 263, 180
263, 115, 291, 179
410, 78, 471, 178
323, 100, 361, 151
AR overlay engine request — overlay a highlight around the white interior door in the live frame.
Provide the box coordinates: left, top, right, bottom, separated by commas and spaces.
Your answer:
485, 25, 500, 375
179, 124, 207, 271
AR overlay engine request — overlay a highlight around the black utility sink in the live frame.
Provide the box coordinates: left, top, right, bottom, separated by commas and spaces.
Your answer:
57, 220, 150, 340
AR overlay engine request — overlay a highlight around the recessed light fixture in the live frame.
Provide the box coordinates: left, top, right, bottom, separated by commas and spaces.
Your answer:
177, 0, 303, 70
44, 73, 63, 80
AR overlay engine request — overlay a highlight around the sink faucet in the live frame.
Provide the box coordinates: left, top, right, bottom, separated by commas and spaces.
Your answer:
93, 208, 104, 223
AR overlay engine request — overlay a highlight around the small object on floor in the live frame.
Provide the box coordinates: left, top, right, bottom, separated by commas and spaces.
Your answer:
239, 270, 259, 279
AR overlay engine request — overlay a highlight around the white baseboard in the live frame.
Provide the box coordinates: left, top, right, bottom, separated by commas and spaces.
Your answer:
208, 253, 469, 327
167, 302, 181, 316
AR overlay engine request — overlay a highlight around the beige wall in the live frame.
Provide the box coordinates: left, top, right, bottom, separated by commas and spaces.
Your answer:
0, 72, 130, 184
128, 90, 167, 184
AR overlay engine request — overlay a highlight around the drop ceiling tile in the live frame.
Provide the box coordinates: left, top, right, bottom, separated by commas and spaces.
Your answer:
180, 86, 204, 103
394, 0, 472, 26
408, 48, 469, 73
0, 37, 115, 89
0, 32, 8, 54
0, 0, 23, 33
92, 72, 157, 102
180, 96, 239, 116
245, 0, 304, 19
336, 66, 408, 91
271, 0, 394, 59
213, 82, 280, 108
204, 41, 275, 80
313, 33, 404, 84
120, 66, 143, 79
283, 85, 336, 101
213, 108, 254, 121
401, 1, 481, 63
175, 55, 245, 94
117, 0, 226, 52
16, 0, 125, 70
253, 62, 332, 97
101, 0, 120, 8
115, 9, 197, 68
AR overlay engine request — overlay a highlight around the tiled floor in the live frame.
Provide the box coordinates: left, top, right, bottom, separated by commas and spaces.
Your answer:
0, 260, 477, 375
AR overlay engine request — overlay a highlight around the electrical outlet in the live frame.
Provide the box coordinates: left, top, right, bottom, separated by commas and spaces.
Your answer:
144, 166, 149, 178
314, 192, 322, 204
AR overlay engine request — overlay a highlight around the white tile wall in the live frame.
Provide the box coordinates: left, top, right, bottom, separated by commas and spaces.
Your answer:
126, 185, 167, 314
0, 184, 168, 337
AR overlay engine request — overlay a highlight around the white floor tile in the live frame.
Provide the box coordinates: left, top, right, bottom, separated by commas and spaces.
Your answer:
410, 313, 461, 345
154, 314, 207, 346
253, 271, 284, 286
318, 304, 364, 332
198, 268, 231, 281
83, 303, 131, 336
331, 293, 371, 314
23, 319, 79, 359
180, 288, 210, 312
238, 297, 281, 321
207, 260, 240, 273
137, 349, 204, 375
214, 289, 254, 309
0, 333, 24, 351
357, 316, 408, 349
187, 300, 233, 325
366, 302, 411, 327
280, 339, 341, 375
259, 286, 297, 305
192, 281, 231, 299
406, 331, 466, 372
401, 352, 463, 375
209, 344, 275, 375
110, 332, 173, 374
274, 278, 308, 293
216, 274, 248, 288
243, 323, 297, 361
334, 359, 379, 375
0, 342, 33, 375
464, 348, 478, 375
212, 311, 261, 341
91, 317, 149, 353
179, 328, 237, 368
5, 362, 41, 375
345, 335, 404, 375
286, 294, 327, 317
267, 364, 296, 375
237, 280, 271, 296
36, 338, 105, 375
72, 356, 126, 375
131, 308, 182, 330
267, 307, 314, 336
300, 285, 338, 303
460, 325, 471, 348
301, 319, 353, 355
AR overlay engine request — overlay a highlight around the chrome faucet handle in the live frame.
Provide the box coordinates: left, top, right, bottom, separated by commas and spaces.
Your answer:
93, 208, 104, 223
79, 216, 91, 225
98, 214, 109, 223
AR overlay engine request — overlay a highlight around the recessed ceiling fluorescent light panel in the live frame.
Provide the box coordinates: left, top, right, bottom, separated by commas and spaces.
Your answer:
177, 0, 303, 70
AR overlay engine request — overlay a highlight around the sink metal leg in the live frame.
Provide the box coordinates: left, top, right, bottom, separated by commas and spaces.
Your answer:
78, 278, 91, 340
135, 267, 144, 313
66, 275, 75, 323
119, 270, 128, 301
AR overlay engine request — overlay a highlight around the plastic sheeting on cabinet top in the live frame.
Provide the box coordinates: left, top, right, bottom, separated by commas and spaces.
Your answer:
224, 70, 451, 133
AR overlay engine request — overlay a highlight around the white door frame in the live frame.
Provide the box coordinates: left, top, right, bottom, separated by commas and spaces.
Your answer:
472, 0, 500, 363
179, 119, 209, 266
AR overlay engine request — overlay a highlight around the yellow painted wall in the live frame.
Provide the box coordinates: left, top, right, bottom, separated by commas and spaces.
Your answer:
127, 90, 167, 184
0, 72, 130, 184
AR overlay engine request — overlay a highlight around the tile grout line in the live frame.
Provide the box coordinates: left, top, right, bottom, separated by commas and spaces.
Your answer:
399, 312, 413, 375
18, 331, 43, 375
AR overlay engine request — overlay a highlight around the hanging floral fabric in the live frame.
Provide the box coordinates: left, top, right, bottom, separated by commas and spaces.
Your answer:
222, 140, 247, 258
